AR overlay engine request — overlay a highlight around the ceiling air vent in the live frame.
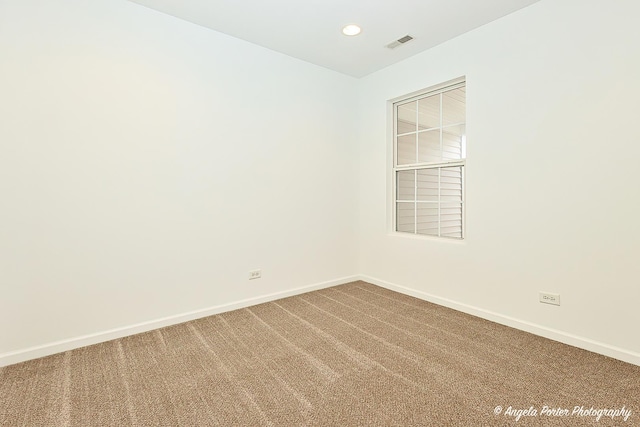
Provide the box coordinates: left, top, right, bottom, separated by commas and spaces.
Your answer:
386, 35, 414, 49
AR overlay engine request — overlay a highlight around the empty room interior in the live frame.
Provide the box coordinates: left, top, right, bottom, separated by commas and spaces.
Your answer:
1, 0, 639, 425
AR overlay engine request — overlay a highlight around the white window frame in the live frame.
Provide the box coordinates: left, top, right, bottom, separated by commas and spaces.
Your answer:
391, 77, 466, 240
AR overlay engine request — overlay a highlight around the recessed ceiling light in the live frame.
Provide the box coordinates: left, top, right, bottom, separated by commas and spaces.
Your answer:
342, 24, 361, 36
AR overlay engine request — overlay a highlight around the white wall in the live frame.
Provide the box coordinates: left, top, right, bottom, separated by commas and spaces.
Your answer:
357, 0, 640, 363
0, 0, 358, 362
2, 0, 639, 367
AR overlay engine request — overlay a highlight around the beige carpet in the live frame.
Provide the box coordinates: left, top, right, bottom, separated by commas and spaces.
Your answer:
1, 281, 638, 426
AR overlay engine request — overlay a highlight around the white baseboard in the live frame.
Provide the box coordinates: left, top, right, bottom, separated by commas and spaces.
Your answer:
358, 275, 640, 367
4, 274, 637, 368
0, 275, 359, 367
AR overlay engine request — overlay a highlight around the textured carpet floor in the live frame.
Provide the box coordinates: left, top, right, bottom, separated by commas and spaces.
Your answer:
1, 281, 638, 426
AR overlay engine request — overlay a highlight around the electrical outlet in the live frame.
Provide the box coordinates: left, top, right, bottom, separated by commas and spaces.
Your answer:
248, 269, 262, 280
539, 292, 560, 306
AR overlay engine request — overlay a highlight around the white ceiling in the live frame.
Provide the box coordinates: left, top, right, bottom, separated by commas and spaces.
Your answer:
127, 0, 541, 78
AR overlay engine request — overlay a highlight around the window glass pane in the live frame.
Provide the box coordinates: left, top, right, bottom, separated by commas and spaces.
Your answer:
396, 202, 415, 233
418, 95, 440, 130
442, 87, 465, 126
416, 204, 439, 236
417, 129, 440, 163
397, 101, 417, 134
396, 170, 415, 201
440, 202, 463, 239
442, 124, 465, 161
396, 134, 416, 165
416, 169, 439, 202
440, 166, 463, 202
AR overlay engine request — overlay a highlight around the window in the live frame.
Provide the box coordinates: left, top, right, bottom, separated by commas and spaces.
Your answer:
393, 79, 466, 239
